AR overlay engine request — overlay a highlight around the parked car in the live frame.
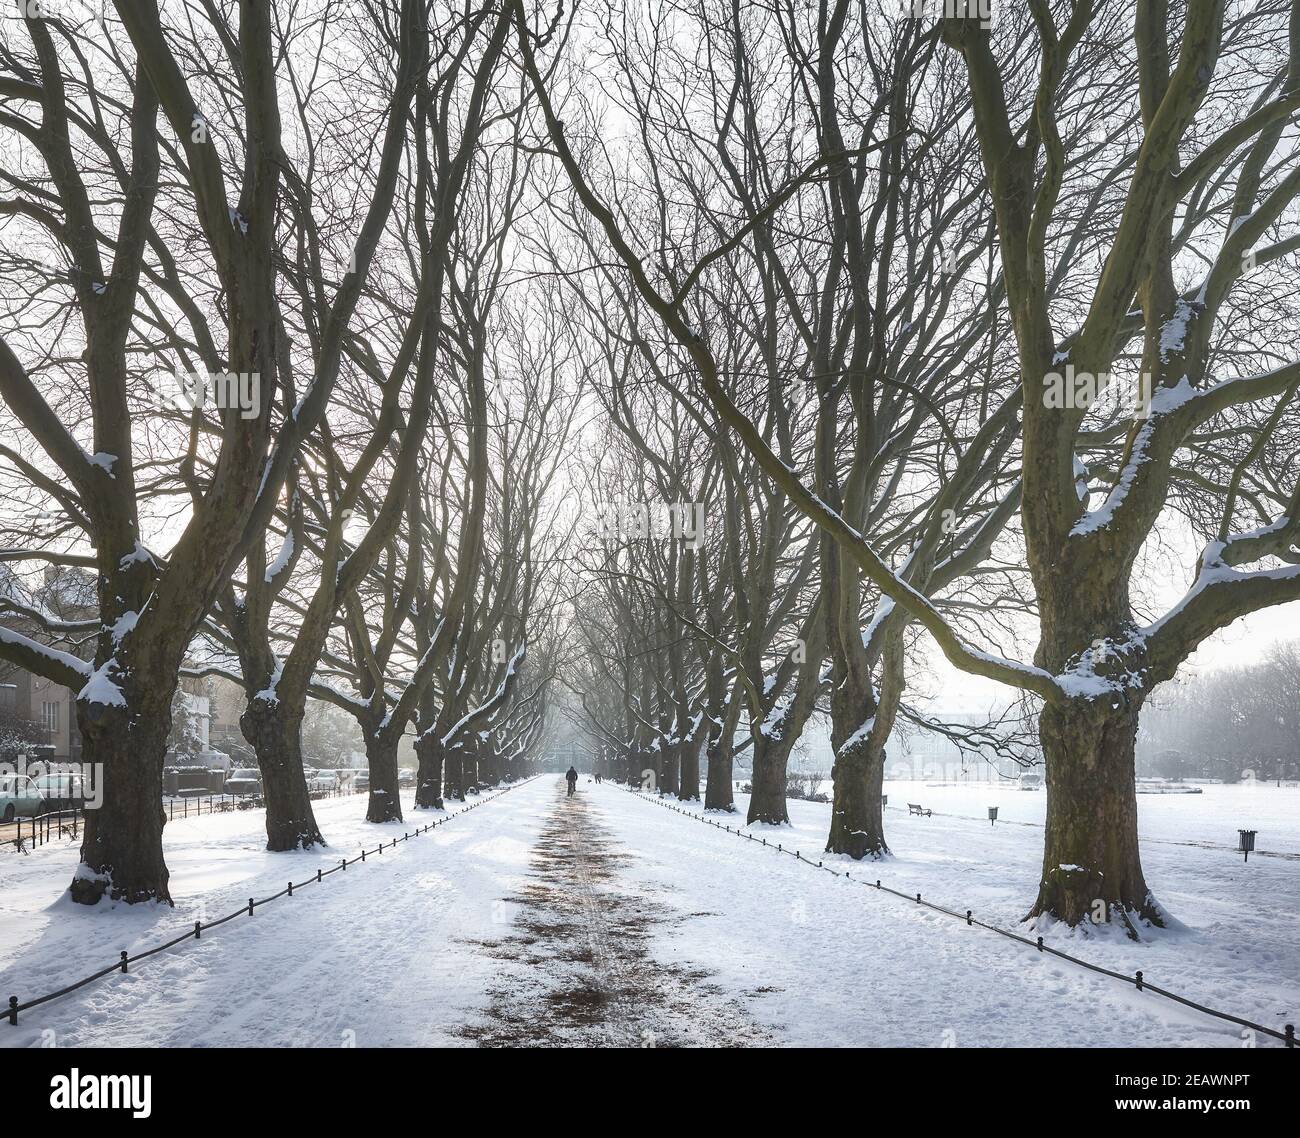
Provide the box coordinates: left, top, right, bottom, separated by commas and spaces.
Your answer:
32, 773, 84, 809
354, 773, 370, 792
398, 768, 415, 787
309, 770, 338, 792
0, 774, 44, 822
223, 769, 263, 797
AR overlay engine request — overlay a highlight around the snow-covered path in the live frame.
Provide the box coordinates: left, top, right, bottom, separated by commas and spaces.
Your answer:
0, 776, 1293, 1047
456, 780, 769, 1046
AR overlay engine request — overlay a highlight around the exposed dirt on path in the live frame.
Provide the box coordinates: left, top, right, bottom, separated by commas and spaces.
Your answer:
456, 782, 770, 1047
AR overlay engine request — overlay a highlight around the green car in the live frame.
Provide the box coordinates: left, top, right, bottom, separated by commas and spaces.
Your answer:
0, 774, 44, 823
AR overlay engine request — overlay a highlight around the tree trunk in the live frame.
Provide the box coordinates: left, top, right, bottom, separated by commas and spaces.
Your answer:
463, 740, 479, 792
240, 697, 325, 850
826, 728, 888, 859
364, 732, 403, 823
444, 744, 466, 801
413, 733, 444, 809
70, 697, 172, 905
827, 672, 889, 858
677, 734, 701, 801
747, 731, 792, 825
703, 729, 734, 811
659, 740, 679, 796
1027, 696, 1161, 935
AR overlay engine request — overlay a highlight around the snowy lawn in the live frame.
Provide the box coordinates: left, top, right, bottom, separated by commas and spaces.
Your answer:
610, 779, 1298, 1046
0, 776, 1294, 1047
0, 781, 546, 1047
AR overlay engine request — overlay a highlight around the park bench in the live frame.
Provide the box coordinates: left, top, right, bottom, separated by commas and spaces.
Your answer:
907, 803, 932, 817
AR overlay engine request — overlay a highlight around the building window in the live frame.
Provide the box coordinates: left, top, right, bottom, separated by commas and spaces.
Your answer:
42, 700, 59, 734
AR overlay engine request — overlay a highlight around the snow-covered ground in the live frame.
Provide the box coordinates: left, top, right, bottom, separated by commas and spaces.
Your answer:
0, 784, 547, 1047
0, 777, 1294, 1047
635, 778, 1299, 1046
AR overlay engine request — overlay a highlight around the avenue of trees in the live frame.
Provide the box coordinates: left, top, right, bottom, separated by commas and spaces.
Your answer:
2, 0, 1298, 938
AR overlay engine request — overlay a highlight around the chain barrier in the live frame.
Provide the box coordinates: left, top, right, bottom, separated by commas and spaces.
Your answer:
5, 777, 538, 1027
621, 785, 1297, 1049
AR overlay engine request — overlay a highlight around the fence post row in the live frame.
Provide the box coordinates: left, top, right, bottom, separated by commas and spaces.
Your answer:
622, 774, 1297, 1048
3, 777, 536, 1027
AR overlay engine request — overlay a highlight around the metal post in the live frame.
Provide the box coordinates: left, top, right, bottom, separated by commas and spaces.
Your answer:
248, 897, 254, 916
120, 951, 128, 973
7, 996, 16, 1025
194, 921, 201, 940
1135, 970, 1143, 991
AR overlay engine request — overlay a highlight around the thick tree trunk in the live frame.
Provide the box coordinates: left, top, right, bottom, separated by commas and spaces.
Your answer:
444, 744, 466, 801
703, 729, 734, 811
826, 728, 888, 859
1027, 696, 1161, 934
827, 676, 889, 858
240, 697, 325, 850
364, 733, 403, 823
659, 740, 680, 796
459, 740, 477, 793
70, 698, 172, 905
413, 733, 444, 809
677, 734, 701, 801
624, 748, 642, 787
747, 732, 793, 825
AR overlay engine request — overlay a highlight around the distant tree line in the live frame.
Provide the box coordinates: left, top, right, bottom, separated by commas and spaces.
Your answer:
1139, 642, 1300, 783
